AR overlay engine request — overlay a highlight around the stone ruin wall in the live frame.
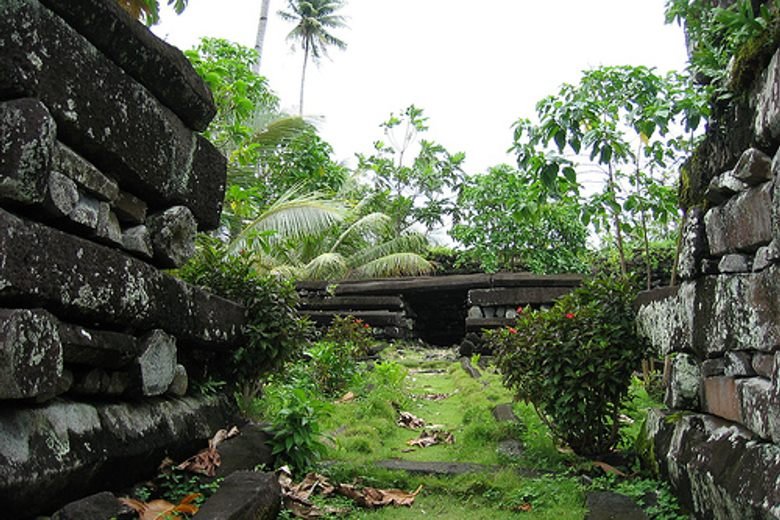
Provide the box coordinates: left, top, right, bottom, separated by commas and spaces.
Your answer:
635, 50, 780, 518
0, 0, 247, 516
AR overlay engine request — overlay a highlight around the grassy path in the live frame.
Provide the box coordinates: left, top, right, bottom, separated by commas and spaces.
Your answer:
310, 345, 588, 519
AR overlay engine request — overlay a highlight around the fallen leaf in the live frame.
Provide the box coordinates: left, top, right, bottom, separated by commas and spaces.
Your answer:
420, 393, 448, 401
513, 502, 533, 512
119, 493, 201, 520
407, 429, 454, 448
336, 391, 356, 403
397, 411, 425, 430
336, 483, 423, 508
592, 460, 626, 477
176, 427, 238, 477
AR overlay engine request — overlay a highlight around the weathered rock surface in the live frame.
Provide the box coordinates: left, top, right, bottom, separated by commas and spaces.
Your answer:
193, 471, 281, 520
51, 491, 122, 520
677, 208, 705, 280
122, 225, 154, 259
585, 491, 647, 520
167, 364, 189, 397
54, 143, 119, 203
754, 48, 780, 146
114, 190, 147, 225
0, 308, 62, 399
643, 409, 780, 519
147, 205, 197, 268
59, 322, 140, 369
0, 98, 56, 205
666, 353, 701, 410
635, 284, 694, 356
0, 395, 236, 518
717, 253, 751, 273
733, 148, 773, 184
0, 208, 245, 349
132, 329, 177, 397
44, 171, 80, 219
705, 182, 772, 256
468, 286, 571, 306
215, 423, 274, 478
0, 0, 225, 229
39, 0, 216, 131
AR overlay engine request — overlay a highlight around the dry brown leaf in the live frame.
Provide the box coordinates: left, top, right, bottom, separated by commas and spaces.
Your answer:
336, 483, 422, 508
335, 391, 356, 403
119, 493, 201, 520
513, 502, 533, 512
176, 427, 238, 477
397, 411, 425, 430
592, 460, 626, 477
406, 429, 454, 448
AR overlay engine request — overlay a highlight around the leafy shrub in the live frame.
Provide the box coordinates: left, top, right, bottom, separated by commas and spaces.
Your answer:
263, 385, 330, 472
178, 236, 311, 398
369, 360, 408, 391
323, 315, 374, 356
305, 340, 360, 397
490, 276, 645, 456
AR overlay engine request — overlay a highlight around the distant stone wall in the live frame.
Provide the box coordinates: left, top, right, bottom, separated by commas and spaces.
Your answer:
0, 1, 242, 516
636, 48, 780, 519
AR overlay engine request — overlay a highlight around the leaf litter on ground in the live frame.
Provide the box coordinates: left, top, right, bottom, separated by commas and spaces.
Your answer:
397, 411, 426, 430
407, 429, 455, 448
119, 493, 200, 520
277, 466, 423, 518
176, 426, 239, 477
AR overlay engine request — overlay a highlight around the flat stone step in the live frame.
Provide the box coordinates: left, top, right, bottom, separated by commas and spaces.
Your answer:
375, 460, 492, 476
585, 491, 647, 520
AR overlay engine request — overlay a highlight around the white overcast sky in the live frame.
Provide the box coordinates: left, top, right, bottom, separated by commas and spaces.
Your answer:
154, 1, 689, 175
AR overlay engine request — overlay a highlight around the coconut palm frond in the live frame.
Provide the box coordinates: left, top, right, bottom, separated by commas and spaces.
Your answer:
251, 115, 312, 154
351, 252, 434, 279
302, 252, 349, 280
269, 264, 303, 279
329, 212, 392, 253
347, 232, 429, 268
228, 188, 346, 254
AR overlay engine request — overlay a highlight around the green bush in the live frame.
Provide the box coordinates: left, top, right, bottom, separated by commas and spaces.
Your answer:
305, 340, 360, 397
323, 315, 374, 356
490, 276, 645, 456
263, 385, 330, 472
177, 236, 311, 394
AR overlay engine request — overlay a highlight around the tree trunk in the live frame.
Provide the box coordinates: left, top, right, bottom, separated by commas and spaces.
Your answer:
299, 39, 309, 116
252, 0, 272, 74
607, 163, 627, 277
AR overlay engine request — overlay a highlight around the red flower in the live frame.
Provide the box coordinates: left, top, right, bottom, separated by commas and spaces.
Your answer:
507, 327, 518, 334
516, 306, 524, 314
363, 323, 370, 329
565, 313, 575, 319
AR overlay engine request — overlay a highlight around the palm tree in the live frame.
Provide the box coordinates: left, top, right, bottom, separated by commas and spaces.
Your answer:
278, 0, 348, 115
229, 189, 433, 280
253, 0, 273, 73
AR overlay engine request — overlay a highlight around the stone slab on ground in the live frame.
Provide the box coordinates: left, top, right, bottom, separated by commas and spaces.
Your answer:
459, 356, 482, 378
215, 423, 274, 479
0, 208, 245, 349
51, 491, 122, 520
0, 395, 236, 518
0, 0, 225, 229
193, 471, 281, 520
39, 0, 216, 132
492, 403, 519, 423
376, 460, 493, 476
585, 491, 647, 520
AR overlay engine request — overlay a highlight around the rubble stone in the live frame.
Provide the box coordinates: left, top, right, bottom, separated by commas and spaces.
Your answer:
147, 206, 197, 268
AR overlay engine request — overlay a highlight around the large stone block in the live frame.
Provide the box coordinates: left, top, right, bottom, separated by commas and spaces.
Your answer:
467, 286, 571, 306
53, 143, 119, 203
59, 322, 141, 369
39, 0, 216, 132
132, 329, 176, 397
0, 308, 62, 399
0, 0, 225, 229
192, 471, 281, 520
703, 376, 741, 423
677, 208, 705, 281
665, 353, 701, 410
754, 48, 780, 146
732, 147, 773, 185
704, 182, 772, 256
695, 270, 780, 354
0, 395, 236, 518
635, 284, 695, 356
644, 409, 780, 519
736, 377, 773, 439
147, 205, 197, 268
0, 98, 56, 205
0, 208, 245, 349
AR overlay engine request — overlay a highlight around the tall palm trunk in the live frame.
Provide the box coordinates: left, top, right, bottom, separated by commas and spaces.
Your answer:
252, 0, 272, 73
299, 39, 309, 116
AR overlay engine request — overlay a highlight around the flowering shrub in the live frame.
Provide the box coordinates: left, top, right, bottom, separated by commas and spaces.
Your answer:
323, 315, 375, 356
489, 276, 645, 456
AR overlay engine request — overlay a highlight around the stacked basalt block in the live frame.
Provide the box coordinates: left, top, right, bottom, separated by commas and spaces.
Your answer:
635, 49, 780, 518
0, 0, 245, 516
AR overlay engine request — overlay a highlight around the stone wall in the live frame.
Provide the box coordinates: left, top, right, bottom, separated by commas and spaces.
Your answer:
0, 1, 244, 516
636, 47, 780, 519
